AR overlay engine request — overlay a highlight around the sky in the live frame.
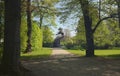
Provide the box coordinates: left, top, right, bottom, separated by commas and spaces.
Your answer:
51, 16, 77, 38
51, 1, 79, 38
33, 0, 83, 38
52, 0, 99, 38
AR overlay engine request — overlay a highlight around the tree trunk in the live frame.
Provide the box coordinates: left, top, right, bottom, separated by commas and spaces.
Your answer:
39, 15, 43, 29
80, 0, 94, 57
1, 0, 21, 75
98, 0, 101, 19
25, 0, 32, 53
117, 0, 120, 28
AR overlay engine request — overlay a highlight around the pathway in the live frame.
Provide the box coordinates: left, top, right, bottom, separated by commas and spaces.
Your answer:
52, 48, 71, 55
51, 48, 78, 59
22, 48, 120, 76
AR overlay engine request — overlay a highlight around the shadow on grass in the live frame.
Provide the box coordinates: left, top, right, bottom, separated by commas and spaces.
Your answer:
100, 54, 120, 59
21, 54, 51, 61
21, 48, 52, 60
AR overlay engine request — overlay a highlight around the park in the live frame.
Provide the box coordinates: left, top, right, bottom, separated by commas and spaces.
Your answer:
0, 0, 120, 76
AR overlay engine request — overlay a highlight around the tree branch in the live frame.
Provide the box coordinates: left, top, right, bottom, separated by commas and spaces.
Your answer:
92, 13, 118, 33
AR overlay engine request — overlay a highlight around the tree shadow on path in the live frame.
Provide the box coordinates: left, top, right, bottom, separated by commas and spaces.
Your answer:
22, 54, 120, 76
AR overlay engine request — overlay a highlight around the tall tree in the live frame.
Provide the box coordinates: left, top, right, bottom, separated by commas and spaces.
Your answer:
58, 0, 95, 56
116, 0, 120, 28
58, 0, 120, 56
33, 0, 58, 28
0, 0, 21, 75
79, 0, 94, 56
98, 0, 101, 19
24, 0, 32, 53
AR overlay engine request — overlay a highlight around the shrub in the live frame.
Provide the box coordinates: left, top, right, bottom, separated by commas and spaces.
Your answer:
20, 18, 28, 51
20, 18, 42, 52
42, 26, 53, 47
31, 23, 42, 51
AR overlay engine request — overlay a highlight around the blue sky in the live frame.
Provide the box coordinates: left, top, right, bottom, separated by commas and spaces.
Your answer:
51, 16, 77, 38
51, 1, 79, 38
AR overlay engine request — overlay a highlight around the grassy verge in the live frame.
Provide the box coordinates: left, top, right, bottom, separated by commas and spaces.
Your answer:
21, 48, 52, 60
67, 49, 120, 59
68, 50, 85, 56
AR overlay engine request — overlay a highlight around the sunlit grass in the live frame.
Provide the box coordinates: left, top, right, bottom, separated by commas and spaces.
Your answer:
95, 50, 120, 56
21, 48, 52, 60
68, 50, 85, 56
67, 49, 120, 58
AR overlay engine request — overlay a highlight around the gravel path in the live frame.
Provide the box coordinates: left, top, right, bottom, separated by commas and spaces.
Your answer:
51, 48, 78, 59
22, 48, 120, 76
52, 48, 72, 55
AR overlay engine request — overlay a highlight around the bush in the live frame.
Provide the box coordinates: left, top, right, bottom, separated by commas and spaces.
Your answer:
43, 43, 53, 47
31, 23, 42, 51
42, 26, 53, 47
20, 19, 28, 51
21, 18, 42, 52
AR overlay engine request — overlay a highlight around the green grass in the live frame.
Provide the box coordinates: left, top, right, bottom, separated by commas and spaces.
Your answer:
67, 49, 120, 58
95, 50, 120, 56
68, 50, 86, 56
21, 48, 52, 60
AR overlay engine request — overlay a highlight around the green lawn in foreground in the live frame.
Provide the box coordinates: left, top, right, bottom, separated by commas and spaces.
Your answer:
67, 49, 120, 58
21, 48, 52, 60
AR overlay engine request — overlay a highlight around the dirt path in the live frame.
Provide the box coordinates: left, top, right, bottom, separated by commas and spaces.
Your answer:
51, 48, 78, 59
22, 48, 120, 76
52, 48, 72, 55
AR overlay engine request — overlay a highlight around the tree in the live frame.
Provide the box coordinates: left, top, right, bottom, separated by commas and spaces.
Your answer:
115, 0, 120, 28
79, 0, 94, 56
75, 18, 86, 49
32, 0, 58, 28
58, 0, 120, 56
24, 0, 32, 53
0, 0, 21, 75
58, 0, 95, 56
42, 26, 53, 47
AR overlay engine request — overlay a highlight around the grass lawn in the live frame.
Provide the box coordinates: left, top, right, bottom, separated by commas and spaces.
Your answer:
67, 49, 120, 58
21, 48, 52, 60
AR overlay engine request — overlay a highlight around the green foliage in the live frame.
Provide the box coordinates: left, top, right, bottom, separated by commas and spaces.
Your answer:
20, 18, 28, 51
42, 26, 54, 47
70, 18, 86, 50
94, 22, 112, 49
31, 22, 42, 51
67, 49, 120, 58
32, 0, 58, 27
112, 28, 120, 47
58, 0, 120, 50
94, 18, 120, 49
20, 18, 42, 52
61, 37, 85, 50
62, 37, 74, 49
